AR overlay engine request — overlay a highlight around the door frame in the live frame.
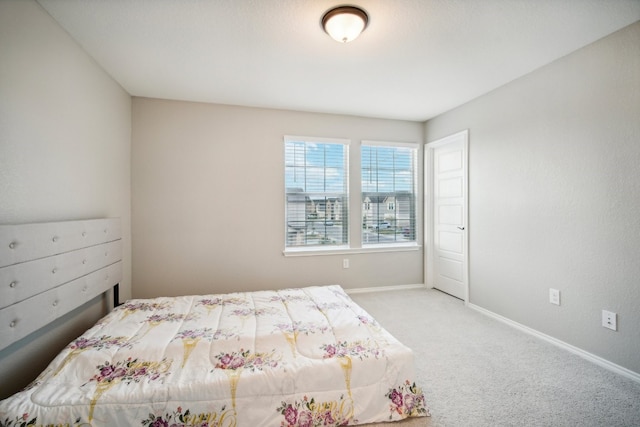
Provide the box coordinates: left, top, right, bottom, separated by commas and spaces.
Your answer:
425, 129, 469, 304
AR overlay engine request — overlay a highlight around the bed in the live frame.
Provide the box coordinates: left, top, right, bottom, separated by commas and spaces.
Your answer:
0, 218, 428, 426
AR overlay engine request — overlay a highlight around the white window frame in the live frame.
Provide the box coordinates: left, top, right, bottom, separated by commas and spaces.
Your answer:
284, 136, 350, 254
283, 137, 420, 257
361, 140, 419, 249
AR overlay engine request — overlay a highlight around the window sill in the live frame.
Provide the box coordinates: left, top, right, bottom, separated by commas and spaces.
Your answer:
283, 243, 421, 257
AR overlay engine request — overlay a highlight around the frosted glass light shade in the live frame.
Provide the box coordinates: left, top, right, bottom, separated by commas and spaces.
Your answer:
322, 6, 368, 43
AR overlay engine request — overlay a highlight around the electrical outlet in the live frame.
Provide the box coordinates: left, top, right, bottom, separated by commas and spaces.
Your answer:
602, 310, 617, 331
342, 259, 349, 269
549, 288, 560, 305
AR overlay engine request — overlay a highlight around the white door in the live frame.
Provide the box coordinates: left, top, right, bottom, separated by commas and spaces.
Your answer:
425, 130, 468, 301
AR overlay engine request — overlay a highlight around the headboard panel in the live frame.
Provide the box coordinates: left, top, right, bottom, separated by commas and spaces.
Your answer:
0, 218, 122, 351
0, 218, 121, 268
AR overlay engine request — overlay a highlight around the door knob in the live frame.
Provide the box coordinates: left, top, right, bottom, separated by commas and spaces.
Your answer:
457, 226, 465, 230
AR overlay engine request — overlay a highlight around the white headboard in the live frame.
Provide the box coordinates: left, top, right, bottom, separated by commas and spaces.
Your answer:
0, 218, 122, 351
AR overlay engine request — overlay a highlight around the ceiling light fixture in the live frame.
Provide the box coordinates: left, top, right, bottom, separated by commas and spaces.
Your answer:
321, 5, 369, 43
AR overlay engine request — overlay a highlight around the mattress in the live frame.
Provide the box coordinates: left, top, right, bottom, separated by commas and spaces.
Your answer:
0, 285, 428, 426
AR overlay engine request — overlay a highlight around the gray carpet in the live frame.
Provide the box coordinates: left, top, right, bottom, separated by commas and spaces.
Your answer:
349, 288, 640, 427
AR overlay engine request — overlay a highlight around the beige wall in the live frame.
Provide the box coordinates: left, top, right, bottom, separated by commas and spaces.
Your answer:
426, 22, 640, 374
0, 0, 131, 397
132, 98, 423, 298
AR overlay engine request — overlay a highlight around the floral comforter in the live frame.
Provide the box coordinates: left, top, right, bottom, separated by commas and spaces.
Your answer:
0, 285, 428, 426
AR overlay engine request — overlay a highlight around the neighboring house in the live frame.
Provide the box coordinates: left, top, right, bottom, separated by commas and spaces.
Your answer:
362, 192, 415, 230
286, 190, 344, 246
286, 189, 307, 246
315, 197, 342, 222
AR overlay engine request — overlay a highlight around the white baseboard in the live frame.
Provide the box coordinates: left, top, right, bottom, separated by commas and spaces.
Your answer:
468, 303, 640, 384
344, 283, 427, 295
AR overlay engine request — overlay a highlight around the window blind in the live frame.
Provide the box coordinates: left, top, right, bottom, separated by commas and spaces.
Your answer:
361, 142, 417, 245
285, 137, 349, 248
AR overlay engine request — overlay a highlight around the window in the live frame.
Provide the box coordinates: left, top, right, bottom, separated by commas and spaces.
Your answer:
284, 136, 349, 249
361, 142, 417, 245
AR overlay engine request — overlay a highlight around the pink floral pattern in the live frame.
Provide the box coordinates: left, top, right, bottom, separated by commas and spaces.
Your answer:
321, 340, 383, 360
197, 296, 248, 310
85, 357, 172, 421
141, 405, 235, 427
118, 300, 172, 319
87, 357, 171, 386
230, 307, 279, 318
212, 328, 240, 341
274, 321, 329, 335
68, 334, 131, 351
270, 294, 311, 303
145, 312, 197, 324
1, 413, 88, 426
316, 302, 348, 311
385, 380, 429, 419
173, 328, 215, 341
197, 297, 224, 309
268, 295, 286, 303
173, 328, 241, 367
53, 335, 133, 376
356, 315, 377, 326
277, 395, 353, 427
213, 349, 279, 372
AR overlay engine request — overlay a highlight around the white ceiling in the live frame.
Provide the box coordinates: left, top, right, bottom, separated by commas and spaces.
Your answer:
37, 0, 640, 122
